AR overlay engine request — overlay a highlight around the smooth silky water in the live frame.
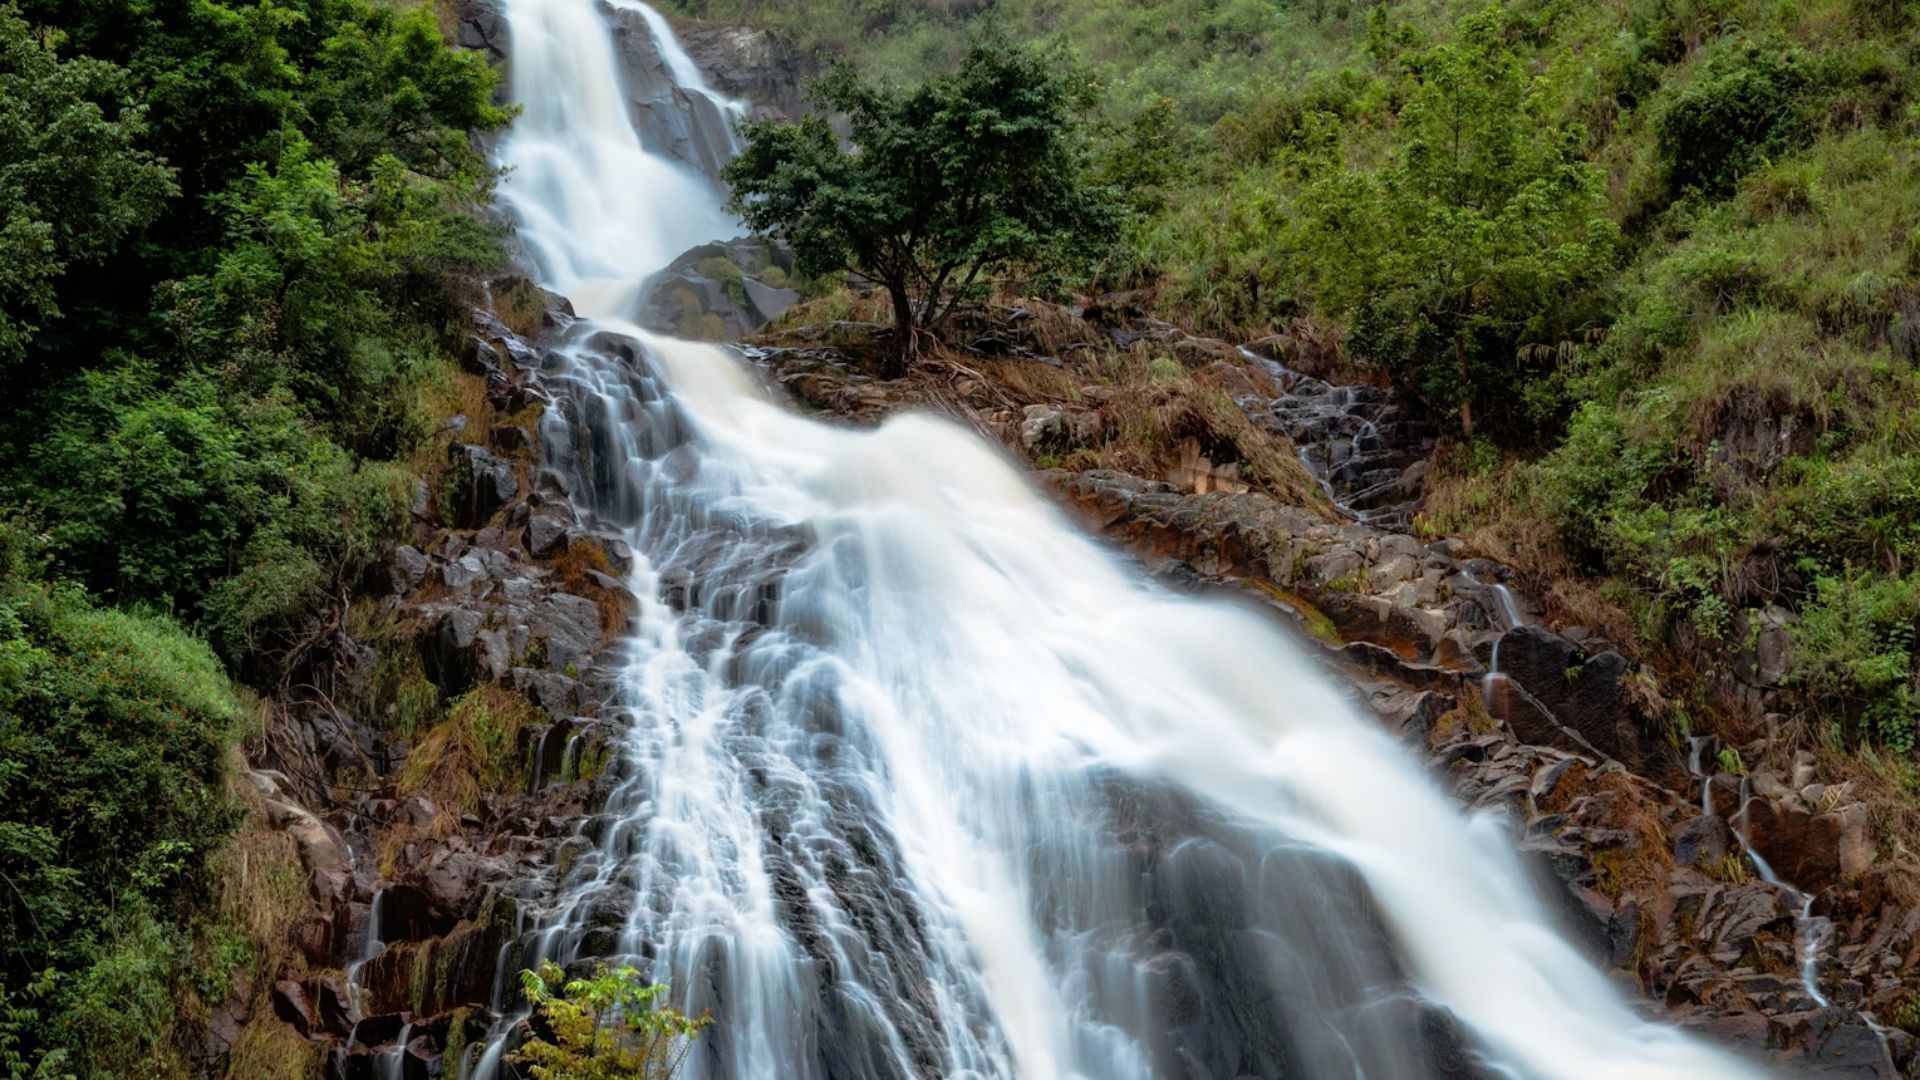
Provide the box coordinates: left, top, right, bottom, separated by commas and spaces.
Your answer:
473, 1, 1772, 1077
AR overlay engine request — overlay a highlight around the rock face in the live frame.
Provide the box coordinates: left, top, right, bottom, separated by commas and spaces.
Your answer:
600, 1, 742, 181
677, 21, 806, 120
219, 282, 637, 1076
638, 237, 800, 339
450, 0, 797, 181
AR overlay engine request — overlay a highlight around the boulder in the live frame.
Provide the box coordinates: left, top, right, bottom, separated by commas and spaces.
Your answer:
270, 980, 316, 1037
527, 514, 570, 557
638, 240, 800, 338
1492, 626, 1680, 782
1673, 814, 1735, 869
1740, 796, 1846, 893
530, 593, 603, 671
445, 443, 519, 529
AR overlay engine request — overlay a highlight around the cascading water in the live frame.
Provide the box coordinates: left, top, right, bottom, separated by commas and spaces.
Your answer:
476, 2, 1772, 1076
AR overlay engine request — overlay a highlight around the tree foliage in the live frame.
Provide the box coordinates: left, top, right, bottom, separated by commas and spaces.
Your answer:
1293, 6, 1618, 433
0, 0, 508, 1072
0, 522, 242, 1076
725, 37, 1122, 374
514, 960, 713, 1080
0, 6, 174, 366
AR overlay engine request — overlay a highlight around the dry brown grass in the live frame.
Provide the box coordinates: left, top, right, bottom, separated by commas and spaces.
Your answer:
553, 540, 633, 638
211, 758, 320, 969
1542, 763, 1675, 904
224, 1003, 326, 1079
492, 276, 551, 340
399, 684, 542, 813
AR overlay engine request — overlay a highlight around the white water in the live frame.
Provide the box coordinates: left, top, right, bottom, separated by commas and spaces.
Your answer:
479, 3, 1770, 1077
495, 0, 736, 315
605, 0, 750, 129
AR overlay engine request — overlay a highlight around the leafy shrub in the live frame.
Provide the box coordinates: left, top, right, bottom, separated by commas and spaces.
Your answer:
1655, 44, 1811, 197
514, 960, 711, 1080
1789, 571, 1920, 751
0, 524, 243, 1075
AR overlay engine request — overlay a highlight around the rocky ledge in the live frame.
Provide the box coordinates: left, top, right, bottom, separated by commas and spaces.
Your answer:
749, 299, 1920, 1077
217, 280, 648, 1078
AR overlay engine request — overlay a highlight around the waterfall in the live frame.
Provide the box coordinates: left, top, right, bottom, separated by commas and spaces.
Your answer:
481, 2, 1770, 1077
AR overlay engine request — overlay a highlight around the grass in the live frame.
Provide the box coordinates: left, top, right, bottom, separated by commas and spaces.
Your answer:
398, 684, 543, 815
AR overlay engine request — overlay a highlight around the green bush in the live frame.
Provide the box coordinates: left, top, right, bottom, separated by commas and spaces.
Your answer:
514, 960, 712, 1080
1790, 571, 1920, 751
1655, 44, 1811, 197
0, 525, 243, 1076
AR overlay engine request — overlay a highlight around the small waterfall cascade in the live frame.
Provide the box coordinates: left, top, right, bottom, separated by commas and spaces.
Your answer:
464, 2, 1773, 1077
1686, 738, 1834, 1010
1237, 347, 1435, 530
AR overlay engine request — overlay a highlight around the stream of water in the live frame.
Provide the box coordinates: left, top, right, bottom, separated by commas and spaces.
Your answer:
469, 2, 1772, 1076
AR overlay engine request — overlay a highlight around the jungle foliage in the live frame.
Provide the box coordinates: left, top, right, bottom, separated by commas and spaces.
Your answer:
0, 0, 507, 1072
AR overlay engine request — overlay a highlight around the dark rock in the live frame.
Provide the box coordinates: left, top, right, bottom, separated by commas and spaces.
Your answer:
391, 545, 430, 593
527, 514, 570, 557
446, 443, 519, 529
450, 0, 509, 62
1674, 815, 1735, 869
1739, 797, 1845, 893
530, 593, 602, 670
638, 239, 799, 338
678, 22, 805, 120
309, 976, 354, 1037
271, 979, 316, 1036
1493, 627, 1681, 782
1768, 1007, 1900, 1077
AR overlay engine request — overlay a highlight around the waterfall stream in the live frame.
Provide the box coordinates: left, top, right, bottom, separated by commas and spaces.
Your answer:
474, 1, 1771, 1076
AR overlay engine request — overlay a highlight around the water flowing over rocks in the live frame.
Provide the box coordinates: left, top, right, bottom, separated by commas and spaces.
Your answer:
218, 2, 1920, 1075
749, 304, 1920, 1076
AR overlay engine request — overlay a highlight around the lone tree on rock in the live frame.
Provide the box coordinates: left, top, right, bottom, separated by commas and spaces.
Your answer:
723, 39, 1121, 377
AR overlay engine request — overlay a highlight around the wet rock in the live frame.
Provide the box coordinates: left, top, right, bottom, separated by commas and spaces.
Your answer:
1740, 797, 1846, 893
678, 22, 805, 119
1769, 1007, 1900, 1077
639, 240, 800, 337
446, 443, 519, 529
1492, 627, 1680, 782
309, 976, 354, 1037
1674, 814, 1735, 869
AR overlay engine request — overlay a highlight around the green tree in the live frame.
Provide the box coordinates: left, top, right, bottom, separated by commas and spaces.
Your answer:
1296, 5, 1617, 434
0, 6, 174, 366
724, 38, 1122, 376
514, 960, 712, 1080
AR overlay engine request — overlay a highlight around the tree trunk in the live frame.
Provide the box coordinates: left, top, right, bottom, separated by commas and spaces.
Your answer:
885, 282, 914, 379
1454, 333, 1474, 437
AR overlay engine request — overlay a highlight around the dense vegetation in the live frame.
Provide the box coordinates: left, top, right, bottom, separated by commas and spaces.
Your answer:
673, 0, 1920, 773
0, 0, 506, 1073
